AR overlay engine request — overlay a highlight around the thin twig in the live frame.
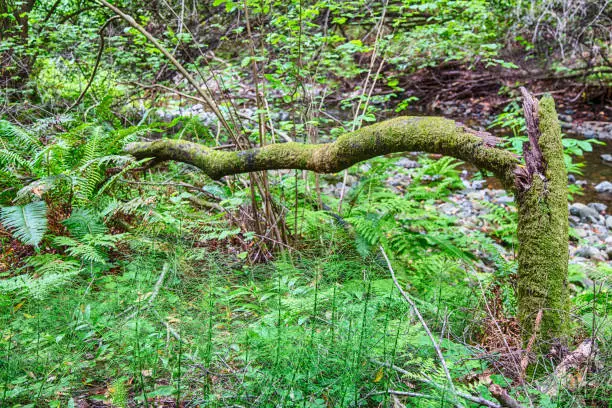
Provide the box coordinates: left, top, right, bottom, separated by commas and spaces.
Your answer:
96, 0, 236, 141
372, 359, 502, 408
65, 16, 120, 113
379, 245, 457, 396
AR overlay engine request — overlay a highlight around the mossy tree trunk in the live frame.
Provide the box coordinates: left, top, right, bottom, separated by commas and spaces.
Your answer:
515, 91, 569, 342
125, 90, 569, 343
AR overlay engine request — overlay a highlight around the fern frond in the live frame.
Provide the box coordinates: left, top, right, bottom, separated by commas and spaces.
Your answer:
0, 120, 42, 152
94, 158, 151, 199
0, 201, 48, 247
0, 149, 33, 171
14, 175, 69, 202
62, 208, 108, 239
78, 154, 135, 172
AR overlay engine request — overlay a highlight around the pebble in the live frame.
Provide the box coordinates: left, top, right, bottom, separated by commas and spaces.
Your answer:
396, 158, 421, 169
595, 181, 612, 193
575, 246, 608, 261
569, 203, 603, 224
588, 203, 608, 213
602, 154, 612, 163
472, 180, 486, 190
494, 195, 514, 205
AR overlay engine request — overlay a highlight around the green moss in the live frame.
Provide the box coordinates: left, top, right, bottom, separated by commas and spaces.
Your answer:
516, 95, 569, 343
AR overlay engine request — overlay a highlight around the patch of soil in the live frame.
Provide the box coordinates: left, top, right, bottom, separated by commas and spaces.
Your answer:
390, 61, 611, 125
0, 226, 34, 275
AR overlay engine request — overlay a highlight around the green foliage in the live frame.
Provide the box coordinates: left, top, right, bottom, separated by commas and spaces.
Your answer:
1, 0, 609, 406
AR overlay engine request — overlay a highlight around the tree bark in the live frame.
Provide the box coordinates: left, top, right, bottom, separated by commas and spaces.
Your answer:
125, 94, 569, 342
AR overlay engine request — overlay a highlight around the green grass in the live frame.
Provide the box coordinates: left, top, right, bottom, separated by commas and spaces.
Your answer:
1, 235, 495, 406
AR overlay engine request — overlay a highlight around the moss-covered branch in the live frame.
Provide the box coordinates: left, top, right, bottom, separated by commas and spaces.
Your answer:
126, 116, 518, 188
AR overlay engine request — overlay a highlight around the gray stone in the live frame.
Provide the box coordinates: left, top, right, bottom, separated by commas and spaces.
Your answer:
602, 154, 612, 163
472, 180, 486, 190
582, 130, 596, 139
595, 181, 612, 193
569, 203, 603, 224
439, 203, 457, 216
568, 215, 581, 227
575, 246, 606, 261
466, 191, 486, 201
606, 216, 612, 230
588, 203, 608, 213
396, 158, 421, 169
573, 227, 588, 238
494, 195, 514, 205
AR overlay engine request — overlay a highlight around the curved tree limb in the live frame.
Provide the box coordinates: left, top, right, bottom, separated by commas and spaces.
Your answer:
66, 15, 120, 113
125, 116, 519, 188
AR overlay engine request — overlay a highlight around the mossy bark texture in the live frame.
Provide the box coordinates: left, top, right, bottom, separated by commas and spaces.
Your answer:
126, 97, 569, 343
126, 116, 518, 186
515, 94, 569, 342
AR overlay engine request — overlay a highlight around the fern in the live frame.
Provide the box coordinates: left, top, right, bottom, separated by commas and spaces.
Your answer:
0, 201, 48, 247
0, 268, 80, 299
62, 208, 107, 239
0, 149, 33, 171
0, 120, 42, 152
52, 233, 122, 265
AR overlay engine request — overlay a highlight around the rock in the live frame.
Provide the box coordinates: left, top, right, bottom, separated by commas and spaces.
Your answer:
558, 114, 573, 123
588, 203, 608, 213
568, 174, 576, 183
602, 154, 612, 163
494, 195, 514, 205
582, 129, 596, 139
606, 216, 612, 230
595, 181, 612, 193
573, 227, 588, 238
575, 121, 612, 141
439, 203, 457, 216
568, 215, 581, 227
576, 180, 588, 187
607, 246, 612, 259
466, 191, 486, 201
396, 158, 420, 169
472, 180, 486, 190
575, 246, 607, 261
569, 203, 603, 224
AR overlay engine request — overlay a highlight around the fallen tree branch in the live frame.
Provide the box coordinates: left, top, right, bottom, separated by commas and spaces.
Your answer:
125, 116, 518, 188
539, 338, 597, 396
488, 384, 525, 408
